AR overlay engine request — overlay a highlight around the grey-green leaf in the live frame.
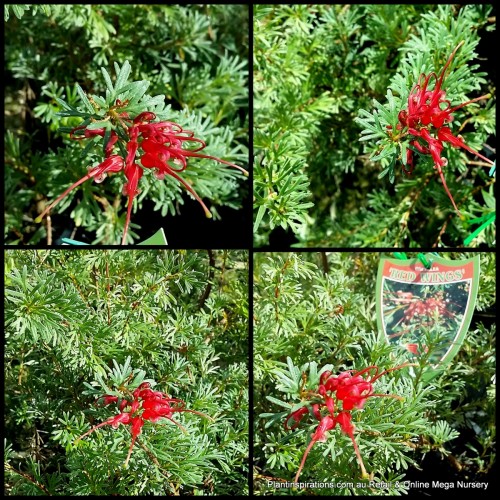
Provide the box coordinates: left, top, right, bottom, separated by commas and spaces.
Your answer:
75, 83, 95, 114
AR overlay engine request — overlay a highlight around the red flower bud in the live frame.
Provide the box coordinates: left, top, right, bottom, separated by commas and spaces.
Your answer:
319, 370, 331, 385
108, 412, 131, 429
134, 111, 156, 124
101, 395, 118, 406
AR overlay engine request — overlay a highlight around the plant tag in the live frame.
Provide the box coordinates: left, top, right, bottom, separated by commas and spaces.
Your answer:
376, 254, 480, 380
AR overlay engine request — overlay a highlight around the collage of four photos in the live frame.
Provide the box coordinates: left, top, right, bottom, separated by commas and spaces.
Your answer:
4, 4, 496, 496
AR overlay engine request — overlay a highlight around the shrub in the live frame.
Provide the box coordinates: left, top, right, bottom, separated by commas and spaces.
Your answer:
5, 249, 249, 495
253, 5, 495, 247
5, 5, 249, 245
253, 252, 495, 495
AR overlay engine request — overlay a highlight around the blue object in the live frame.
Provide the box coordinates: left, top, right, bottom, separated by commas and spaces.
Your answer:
61, 238, 89, 246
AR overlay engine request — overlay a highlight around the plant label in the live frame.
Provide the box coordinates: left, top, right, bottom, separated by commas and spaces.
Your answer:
376, 254, 480, 380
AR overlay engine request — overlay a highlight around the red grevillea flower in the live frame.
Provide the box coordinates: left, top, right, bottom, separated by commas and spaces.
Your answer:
286, 363, 413, 482
284, 406, 310, 430
75, 381, 212, 467
397, 41, 494, 215
294, 415, 336, 483
36, 107, 248, 244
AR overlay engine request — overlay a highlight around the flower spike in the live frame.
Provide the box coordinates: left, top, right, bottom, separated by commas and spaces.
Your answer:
286, 362, 413, 481
396, 42, 494, 215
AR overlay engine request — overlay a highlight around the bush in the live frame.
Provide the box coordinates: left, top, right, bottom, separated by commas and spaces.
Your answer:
253, 5, 495, 247
5, 5, 249, 245
4, 249, 249, 495
253, 252, 495, 495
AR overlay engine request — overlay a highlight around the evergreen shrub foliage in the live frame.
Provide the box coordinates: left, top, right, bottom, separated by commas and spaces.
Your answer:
5, 4, 249, 245
253, 5, 495, 248
253, 252, 495, 495
4, 250, 249, 495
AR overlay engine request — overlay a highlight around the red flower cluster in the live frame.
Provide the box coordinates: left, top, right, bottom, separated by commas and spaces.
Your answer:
285, 364, 412, 482
36, 105, 247, 244
75, 382, 210, 466
388, 290, 455, 356
392, 290, 455, 325
397, 42, 494, 215
402, 296, 454, 324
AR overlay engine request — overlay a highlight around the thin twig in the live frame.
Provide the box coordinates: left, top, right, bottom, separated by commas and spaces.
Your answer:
133, 437, 179, 494
121, 272, 182, 331
433, 217, 451, 247
105, 257, 111, 326
273, 255, 292, 323
198, 250, 215, 309
5, 463, 51, 495
52, 256, 93, 309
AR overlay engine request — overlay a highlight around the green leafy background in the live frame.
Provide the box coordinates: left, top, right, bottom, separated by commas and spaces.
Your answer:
5, 250, 249, 495
253, 5, 495, 248
5, 5, 249, 245
253, 252, 495, 495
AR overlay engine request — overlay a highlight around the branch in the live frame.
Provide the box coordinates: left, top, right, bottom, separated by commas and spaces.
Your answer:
133, 436, 179, 495
198, 250, 215, 309
5, 463, 51, 496
319, 252, 329, 274
105, 258, 111, 326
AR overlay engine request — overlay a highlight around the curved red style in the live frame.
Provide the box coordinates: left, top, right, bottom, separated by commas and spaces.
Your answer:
286, 363, 413, 481
37, 104, 248, 244
75, 382, 212, 467
396, 42, 493, 215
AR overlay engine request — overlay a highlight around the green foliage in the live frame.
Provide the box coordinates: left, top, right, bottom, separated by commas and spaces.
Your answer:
253, 5, 495, 247
253, 252, 495, 495
356, 6, 495, 246
4, 5, 53, 21
4, 250, 248, 495
253, 5, 343, 244
5, 5, 248, 244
